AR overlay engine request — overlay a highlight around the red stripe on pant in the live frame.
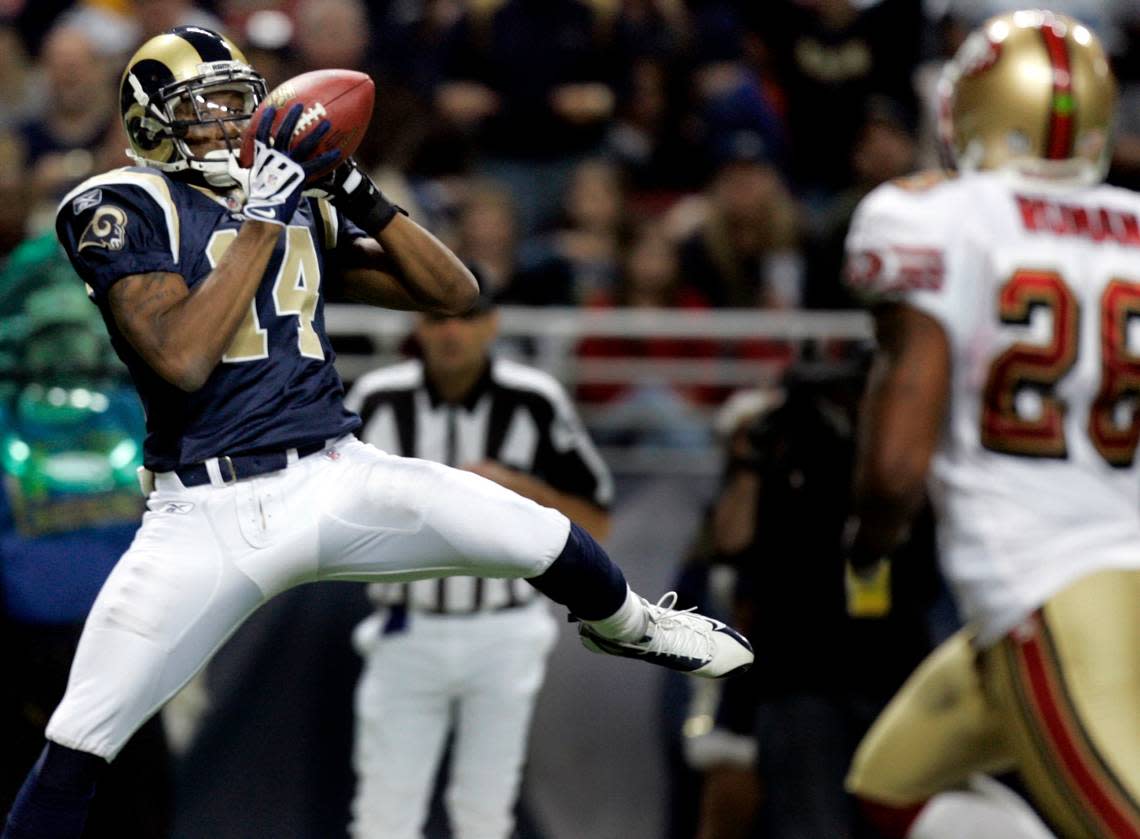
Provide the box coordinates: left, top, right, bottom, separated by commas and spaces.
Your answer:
1016, 618, 1140, 839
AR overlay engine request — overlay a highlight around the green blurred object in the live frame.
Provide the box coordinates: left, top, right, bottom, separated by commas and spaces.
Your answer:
0, 232, 87, 316
0, 230, 145, 531
2, 383, 141, 493
0, 231, 121, 380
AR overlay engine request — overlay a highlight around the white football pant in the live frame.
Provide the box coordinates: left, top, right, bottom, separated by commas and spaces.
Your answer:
46, 437, 569, 759
350, 601, 557, 839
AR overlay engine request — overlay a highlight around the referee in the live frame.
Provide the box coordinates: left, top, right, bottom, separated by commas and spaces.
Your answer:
344, 291, 613, 839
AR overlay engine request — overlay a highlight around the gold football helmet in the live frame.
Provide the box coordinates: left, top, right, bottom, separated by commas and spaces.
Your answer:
120, 26, 266, 187
939, 10, 1117, 184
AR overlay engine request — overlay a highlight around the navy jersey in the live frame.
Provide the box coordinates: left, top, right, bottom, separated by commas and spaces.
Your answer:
55, 167, 363, 471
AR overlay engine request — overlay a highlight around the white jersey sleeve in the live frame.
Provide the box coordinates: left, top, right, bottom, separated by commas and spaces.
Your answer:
844, 174, 973, 343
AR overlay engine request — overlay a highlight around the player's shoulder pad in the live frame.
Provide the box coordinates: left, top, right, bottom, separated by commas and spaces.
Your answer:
307, 195, 370, 251
844, 171, 961, 303
850, 171, 961, 240
310, 196, 340, 250
56, 166, 181, 264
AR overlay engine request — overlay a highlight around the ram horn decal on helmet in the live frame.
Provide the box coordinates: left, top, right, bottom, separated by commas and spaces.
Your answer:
119, 26, 267, 188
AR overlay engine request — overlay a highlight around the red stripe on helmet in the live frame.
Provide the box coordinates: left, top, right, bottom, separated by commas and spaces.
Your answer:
1041, 20, 1075, 160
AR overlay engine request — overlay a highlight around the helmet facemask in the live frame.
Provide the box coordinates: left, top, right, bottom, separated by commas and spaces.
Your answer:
122, 45, 266, 189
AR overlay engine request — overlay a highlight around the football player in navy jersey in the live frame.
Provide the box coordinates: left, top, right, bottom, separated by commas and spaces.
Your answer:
2, 26, 753, 839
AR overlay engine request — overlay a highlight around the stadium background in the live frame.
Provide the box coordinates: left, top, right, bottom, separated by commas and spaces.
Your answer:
2, 1, 1139, 836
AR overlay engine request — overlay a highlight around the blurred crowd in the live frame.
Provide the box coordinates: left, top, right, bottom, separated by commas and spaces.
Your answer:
5, 0, 1140, 443
3, 0, 1140, 307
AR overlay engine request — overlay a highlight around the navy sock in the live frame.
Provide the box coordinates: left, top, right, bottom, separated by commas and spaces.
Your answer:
527, 522, 627, 619
3, 743, 104, 839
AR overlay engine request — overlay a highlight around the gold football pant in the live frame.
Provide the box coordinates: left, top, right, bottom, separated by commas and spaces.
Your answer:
846, 569, 1140, 839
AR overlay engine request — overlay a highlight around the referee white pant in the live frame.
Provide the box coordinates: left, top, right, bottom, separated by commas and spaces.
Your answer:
350, 601, 557, 839
45, 436, 569, 759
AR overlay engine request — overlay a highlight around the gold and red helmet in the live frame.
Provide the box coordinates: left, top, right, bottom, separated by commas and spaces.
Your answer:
938, 10, 1117, 184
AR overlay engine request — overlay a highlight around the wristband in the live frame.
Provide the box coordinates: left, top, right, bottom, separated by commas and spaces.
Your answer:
338, 168, 407, 235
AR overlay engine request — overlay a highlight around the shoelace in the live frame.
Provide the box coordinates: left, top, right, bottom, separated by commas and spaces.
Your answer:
640, 592, 715, 661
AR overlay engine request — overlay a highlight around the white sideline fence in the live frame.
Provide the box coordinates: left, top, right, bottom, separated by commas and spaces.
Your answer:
327, 305, 874, 475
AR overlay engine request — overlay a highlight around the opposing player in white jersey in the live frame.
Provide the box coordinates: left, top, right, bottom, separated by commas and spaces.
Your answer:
842, 11, 1140, 839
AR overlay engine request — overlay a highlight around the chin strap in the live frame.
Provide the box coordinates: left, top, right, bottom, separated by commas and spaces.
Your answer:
128, 149, 243, 190
200, 149, 240, 188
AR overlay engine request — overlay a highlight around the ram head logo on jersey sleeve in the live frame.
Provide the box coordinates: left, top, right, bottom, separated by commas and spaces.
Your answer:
78, 205, 129, 252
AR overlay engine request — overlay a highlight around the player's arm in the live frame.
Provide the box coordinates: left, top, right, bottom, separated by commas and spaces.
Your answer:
106, 221, 282, 392
847, 302, 950, 570
101, 110, 381, 391
105, 104, 342, 392
463, 461, 611, 541
339, 219, 479, 315
312, 159, 478, 315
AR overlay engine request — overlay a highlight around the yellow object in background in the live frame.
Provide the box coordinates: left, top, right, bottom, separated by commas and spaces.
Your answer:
846, 558, 891, 618
83, 0, 131, 17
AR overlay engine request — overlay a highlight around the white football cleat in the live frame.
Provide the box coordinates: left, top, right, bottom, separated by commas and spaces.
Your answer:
578, 592, 753, 678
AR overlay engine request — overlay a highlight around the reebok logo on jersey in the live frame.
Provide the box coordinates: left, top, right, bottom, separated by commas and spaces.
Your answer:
73, 189, 103, 214
160, 501, 195, 514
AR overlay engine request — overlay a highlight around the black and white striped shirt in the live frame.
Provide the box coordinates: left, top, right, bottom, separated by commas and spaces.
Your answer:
344, 356, 613, 614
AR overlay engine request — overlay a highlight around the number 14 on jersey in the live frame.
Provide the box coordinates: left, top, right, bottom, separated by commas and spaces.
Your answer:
206, 226, 325, 363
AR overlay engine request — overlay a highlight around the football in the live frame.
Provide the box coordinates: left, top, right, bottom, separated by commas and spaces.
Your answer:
239, 69, 375, 183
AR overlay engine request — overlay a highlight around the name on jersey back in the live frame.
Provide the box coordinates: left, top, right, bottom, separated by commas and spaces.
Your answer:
1017, 194, 1140, 247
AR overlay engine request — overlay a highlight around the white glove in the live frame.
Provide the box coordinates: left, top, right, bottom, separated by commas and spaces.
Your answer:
238, 103, 340, 227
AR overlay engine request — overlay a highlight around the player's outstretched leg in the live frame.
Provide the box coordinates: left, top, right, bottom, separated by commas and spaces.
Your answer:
576, 590, 753, 678
527, 522, 753, 679
2, 743, 105, 839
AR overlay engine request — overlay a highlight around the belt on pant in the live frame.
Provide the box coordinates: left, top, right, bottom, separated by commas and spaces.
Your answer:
175, 440, 327, 487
